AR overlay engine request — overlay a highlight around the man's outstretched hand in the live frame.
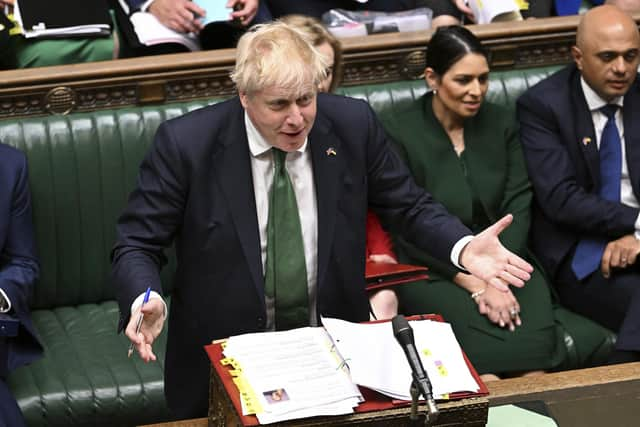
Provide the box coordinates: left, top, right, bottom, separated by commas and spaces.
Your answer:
460, 214, 533, 291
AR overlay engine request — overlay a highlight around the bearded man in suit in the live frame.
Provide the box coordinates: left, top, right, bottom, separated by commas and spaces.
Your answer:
518, 5, 640, 365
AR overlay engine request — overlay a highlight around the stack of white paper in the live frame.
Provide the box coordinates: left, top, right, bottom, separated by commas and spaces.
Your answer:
129, 12, 200, 51
220, 317, 480, 423
223, 327, 363, 424
321, 317, 479, 400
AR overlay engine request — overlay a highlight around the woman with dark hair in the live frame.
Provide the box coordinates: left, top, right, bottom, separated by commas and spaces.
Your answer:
381, 26, 613, 379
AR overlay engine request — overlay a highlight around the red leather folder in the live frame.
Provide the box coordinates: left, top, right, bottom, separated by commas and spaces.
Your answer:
365, 262, 429, 291
204, 314, 488, 426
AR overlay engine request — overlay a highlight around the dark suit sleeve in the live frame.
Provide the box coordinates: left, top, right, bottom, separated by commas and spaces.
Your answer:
495, 114, 532, 257
517, 90, 638, 237
111, 121, 187, 328
0, 153, 39, 318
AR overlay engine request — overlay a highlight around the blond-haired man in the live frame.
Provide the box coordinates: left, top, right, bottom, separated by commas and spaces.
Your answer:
112, 22, 532, 419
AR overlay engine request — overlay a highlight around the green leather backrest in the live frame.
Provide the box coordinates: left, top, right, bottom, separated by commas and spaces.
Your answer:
0, 64, 563, 310
0, 102, 214, 309
337, 65, 563, 115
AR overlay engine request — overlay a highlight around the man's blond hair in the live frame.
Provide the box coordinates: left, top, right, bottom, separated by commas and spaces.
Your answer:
231, 22, 328, 96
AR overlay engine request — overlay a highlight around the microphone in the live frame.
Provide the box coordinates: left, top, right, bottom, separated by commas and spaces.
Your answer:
392, 314, 439, 421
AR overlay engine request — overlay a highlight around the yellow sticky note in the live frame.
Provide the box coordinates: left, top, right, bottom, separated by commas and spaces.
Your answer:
515, 0, 529, 9
233, 376, 263, 415
437, 364, 448, 377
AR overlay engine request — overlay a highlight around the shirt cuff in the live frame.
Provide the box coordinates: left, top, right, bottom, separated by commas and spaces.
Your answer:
634, 213, 640, 240
140, 0, 155, 12
451, 235, 474, 270
130, 290, 167, 319
0, 289, 10, 313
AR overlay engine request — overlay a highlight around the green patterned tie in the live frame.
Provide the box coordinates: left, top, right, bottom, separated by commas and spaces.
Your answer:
264, 148, 309, 330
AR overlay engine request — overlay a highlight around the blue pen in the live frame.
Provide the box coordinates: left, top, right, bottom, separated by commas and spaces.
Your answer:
128, 286, 152, 358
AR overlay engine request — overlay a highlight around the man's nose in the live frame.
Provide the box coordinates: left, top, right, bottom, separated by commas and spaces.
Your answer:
612, 56, 627, 74
286, 105, 303, 125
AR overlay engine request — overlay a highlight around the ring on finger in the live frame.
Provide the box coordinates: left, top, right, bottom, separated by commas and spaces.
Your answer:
509, 308, 518, 319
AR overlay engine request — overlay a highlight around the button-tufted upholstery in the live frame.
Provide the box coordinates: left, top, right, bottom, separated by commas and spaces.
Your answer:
0, 64, 613, 426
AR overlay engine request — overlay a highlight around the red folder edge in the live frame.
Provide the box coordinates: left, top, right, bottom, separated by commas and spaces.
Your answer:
365, 262, 429, 291
204, 313, 488, 426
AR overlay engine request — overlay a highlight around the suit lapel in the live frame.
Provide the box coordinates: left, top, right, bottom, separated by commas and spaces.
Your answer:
213, 99, 264, 302
623, 82, 640, 199
309, 115, 342, 291
571, 73, 600, 189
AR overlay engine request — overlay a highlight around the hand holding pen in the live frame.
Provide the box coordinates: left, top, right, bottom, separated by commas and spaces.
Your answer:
126, 286, 166, 362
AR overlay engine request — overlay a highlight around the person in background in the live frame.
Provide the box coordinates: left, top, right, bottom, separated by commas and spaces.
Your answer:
381, 26, 614, 380
0, 0, 117, 68
518, 5, 640, 364
112, 21, 534, 419
0, 142, 42, 426
280, 14, 398, 319
117, 0, 271, 55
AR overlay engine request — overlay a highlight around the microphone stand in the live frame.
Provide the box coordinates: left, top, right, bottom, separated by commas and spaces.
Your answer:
409, 379, 438, 426
409, 380, 420, 421
392, 315, 439, 426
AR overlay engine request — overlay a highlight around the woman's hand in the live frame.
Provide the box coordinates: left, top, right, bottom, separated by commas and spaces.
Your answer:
452, 0, 475, 22
475, 286, 521, 331
454, 272, 521, 331
148, 0, 205, 34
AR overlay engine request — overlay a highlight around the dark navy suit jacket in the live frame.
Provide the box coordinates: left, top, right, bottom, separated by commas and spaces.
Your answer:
111, 93, 470, 418
0, 144, 41, 376
0, 143, 41, 424
517, 64, 640, 279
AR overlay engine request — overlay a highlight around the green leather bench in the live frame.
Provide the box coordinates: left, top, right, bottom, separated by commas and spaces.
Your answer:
0, 64, 613, 426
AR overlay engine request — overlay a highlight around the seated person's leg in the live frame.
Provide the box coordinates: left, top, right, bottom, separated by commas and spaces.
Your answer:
552, 305, 616, 369
555, 263, 640, 363
369, 289, 399, 320
396, 269, 559, 377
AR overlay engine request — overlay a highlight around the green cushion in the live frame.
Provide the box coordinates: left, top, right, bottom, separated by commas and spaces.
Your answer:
9, 300, 169, 427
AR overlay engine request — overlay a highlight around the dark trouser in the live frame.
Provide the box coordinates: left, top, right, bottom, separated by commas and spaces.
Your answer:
556, 257, 640, 352
0, 338, 26, 427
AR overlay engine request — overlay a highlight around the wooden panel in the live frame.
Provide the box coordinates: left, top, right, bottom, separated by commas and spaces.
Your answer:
487, 362, 640, 406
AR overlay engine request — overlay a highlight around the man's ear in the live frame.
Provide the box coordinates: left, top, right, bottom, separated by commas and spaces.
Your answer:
239, 92, 249, 108
571, 46, 583, 70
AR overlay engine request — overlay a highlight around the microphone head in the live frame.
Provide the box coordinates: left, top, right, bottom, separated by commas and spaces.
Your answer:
391, 314, 414, 345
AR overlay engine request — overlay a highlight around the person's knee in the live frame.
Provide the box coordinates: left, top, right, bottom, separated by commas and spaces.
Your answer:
369, 289, 399, 320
